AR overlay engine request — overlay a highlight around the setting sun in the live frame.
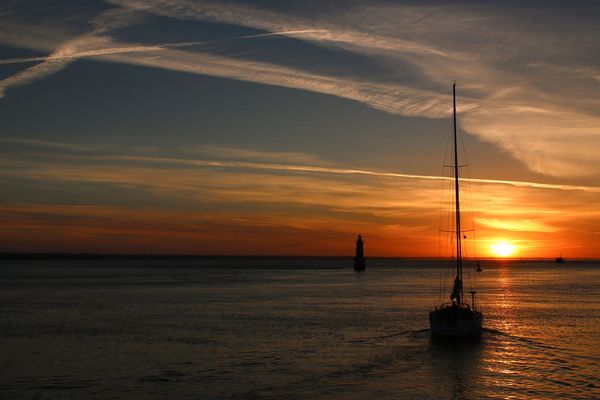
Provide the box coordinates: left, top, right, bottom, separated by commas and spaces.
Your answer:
491, 242, 515, 257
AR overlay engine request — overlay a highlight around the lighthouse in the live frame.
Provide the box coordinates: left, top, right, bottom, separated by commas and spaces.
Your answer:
354, 235, 366, 271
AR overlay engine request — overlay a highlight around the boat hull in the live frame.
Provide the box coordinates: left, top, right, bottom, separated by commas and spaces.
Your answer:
429, 307, 483, 336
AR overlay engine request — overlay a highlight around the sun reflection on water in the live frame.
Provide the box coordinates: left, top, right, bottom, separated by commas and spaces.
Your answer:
494, 267, 518, 334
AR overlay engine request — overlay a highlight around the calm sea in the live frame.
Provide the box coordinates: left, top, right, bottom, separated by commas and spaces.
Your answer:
1, 258, 599, 399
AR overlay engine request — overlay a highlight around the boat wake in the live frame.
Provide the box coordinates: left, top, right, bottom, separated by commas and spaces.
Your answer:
481, 327, 561, 350
351, 327, 563, 351
348, 328, 430, 343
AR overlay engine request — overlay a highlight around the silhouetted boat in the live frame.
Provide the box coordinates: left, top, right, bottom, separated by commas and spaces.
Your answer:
429, 84, 483, 337
555, 254, 565, 263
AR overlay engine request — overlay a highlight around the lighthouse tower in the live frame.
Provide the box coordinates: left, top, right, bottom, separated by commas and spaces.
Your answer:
354, 234, 366, 271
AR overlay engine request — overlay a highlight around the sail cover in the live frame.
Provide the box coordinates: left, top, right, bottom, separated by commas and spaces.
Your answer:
450, 277, 462, 301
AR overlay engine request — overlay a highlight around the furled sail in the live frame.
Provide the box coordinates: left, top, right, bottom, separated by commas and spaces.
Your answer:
450, 276, 462, 301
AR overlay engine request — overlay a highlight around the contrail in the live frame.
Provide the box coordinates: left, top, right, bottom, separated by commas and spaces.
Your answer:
3, 136, 595, 192
101, 155, 600, 193
0, 30, 328, 65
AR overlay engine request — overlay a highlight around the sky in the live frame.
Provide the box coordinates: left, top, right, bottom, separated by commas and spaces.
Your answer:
1, 0, 600, 257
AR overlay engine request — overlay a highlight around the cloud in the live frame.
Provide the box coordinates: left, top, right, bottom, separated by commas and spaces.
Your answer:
475, 218, 558, 233
107, 0, 454, 57
1, 1, 600, 178
0, 58, 71, 98
3, 140, 600, 194
0, 30, 328, 65
101, 45, 459, 117
103, 0, 600, 177
0, 6, 148, 97
68, 153, 600, 193
184, 145, 325, 165
2, 144, 600, 256
0, 136, 100, 151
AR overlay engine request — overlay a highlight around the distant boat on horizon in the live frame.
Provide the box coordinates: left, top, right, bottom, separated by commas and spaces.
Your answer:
555, 254, 566, 263
429, 84, 483, 337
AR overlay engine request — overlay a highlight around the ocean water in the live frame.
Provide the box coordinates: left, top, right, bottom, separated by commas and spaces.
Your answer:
1, 258, 599, 399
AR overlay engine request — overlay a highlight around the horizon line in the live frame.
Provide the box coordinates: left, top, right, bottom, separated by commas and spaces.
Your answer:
0, 252, 595, 261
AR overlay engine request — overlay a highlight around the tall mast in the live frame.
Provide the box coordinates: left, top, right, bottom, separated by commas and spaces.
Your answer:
453, 83, 463, 305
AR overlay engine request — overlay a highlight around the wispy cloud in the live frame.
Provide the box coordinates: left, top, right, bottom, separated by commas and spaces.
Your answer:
1, 1, 599, 178
2, 144, 600, 256
184, 145, 325, 165
0, 30, 327, 66
0, 136, 99, 151
102, 46, 459, 117
104, 0, 600, 177
81, 153, 600, 193
0, 6, 145, 97
3, 140, 600, 193
107, 0, 454, 57
475, 218, 558, 233
0, 58, 71, 98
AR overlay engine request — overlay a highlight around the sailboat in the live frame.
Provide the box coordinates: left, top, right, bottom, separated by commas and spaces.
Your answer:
429, 83, 483, 336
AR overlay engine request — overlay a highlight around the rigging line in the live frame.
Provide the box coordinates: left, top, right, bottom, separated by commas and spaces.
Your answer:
438, 221, 442, 304
443, 100, 459, 300
441, 111, 456, 299
464, 148, 477, 288
458, 113, 476, 232
456, 96, 478, 296
438, 107, 454, 303
452, 83, 464, 303
473, 230, 477, 293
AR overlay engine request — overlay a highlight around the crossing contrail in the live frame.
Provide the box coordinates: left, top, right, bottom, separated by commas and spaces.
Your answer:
0, 30, 328, 65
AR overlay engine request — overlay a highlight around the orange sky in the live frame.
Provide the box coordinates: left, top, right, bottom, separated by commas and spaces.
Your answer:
1, 2, 600, 258
0, 157, 597, 257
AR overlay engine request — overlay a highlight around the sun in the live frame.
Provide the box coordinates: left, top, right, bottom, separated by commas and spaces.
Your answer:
491, 242, 515, 257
